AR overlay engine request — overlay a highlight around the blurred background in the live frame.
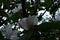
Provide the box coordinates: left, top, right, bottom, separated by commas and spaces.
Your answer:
0, 0, 60, 40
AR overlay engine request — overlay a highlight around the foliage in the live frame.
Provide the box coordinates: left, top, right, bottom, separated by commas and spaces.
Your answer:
0, 0, 60, 40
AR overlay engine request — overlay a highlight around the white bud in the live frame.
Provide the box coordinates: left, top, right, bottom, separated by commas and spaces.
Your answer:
19, 15, 38, 30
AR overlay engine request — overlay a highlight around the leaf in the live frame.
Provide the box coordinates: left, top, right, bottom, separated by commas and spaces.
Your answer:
19, 30, 33, 40
10, 10, 23, 22
0, 0, 3, 3
37, 22, 60, 32
0, 31, 4, 40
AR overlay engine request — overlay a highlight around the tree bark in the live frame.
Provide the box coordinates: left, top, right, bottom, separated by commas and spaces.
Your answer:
33, 0, 40, 15
21, 0, 28, 17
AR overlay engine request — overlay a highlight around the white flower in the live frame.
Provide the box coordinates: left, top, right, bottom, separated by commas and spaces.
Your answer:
1, 23, 19, 40
2, 17, 7, 21
55, 8, 60, 21
12, 25, 15, 29
20, 33, 24, 36
18, 27, 24, 32
37, 10, 46, 17
42, 11, 52, 22
1, 3, 4, 9
0, 26, 4, 30
40, 0, 45, 3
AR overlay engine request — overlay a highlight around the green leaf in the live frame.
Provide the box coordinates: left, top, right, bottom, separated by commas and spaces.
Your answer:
37, 22, 60, 32
19, 30, 33, 40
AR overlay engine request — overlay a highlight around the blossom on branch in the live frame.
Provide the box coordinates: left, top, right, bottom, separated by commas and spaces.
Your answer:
19, 15, 38, 30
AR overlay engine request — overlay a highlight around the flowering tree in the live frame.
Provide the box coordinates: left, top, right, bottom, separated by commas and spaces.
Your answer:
0, 0, 60, 40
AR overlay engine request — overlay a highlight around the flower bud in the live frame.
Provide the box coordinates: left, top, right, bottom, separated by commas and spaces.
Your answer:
19, 15, 38, 30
